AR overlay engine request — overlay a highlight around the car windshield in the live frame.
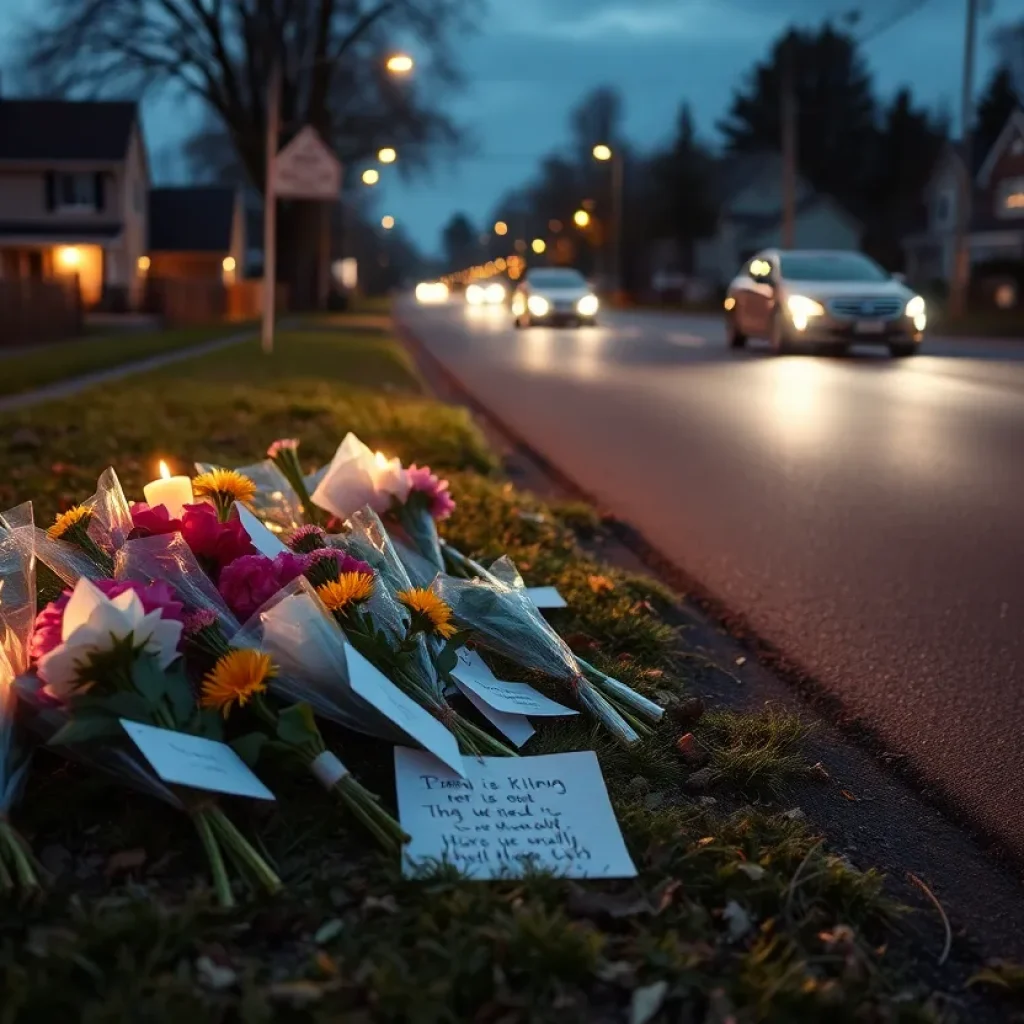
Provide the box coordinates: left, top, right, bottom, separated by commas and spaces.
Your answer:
779, 252, 889, 283
528, 269, 587, 289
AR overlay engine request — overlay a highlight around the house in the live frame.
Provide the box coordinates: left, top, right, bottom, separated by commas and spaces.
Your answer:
147, 186, 245, 283
0, 98, 149, 310
693, 152, 862, 287
904, 108, 1024, 286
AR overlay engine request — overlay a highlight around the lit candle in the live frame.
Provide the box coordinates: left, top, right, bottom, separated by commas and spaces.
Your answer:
143, 460, 194, 520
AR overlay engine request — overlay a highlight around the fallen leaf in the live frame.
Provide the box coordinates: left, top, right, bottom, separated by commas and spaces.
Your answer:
587, 574, 615, 595
697, 837, 716, 847
840, 789, 860, 802
737, 863, 766, 882
597, 959, 636, 984
362, 894, 398, 914
723, 900, 753, 942
781, 807, 806, 822
314, 951, 338, 977
314, 919, 344, 944
105, 848, 147, 876
196, 955, 237, 991
652, 878, 681, 913
630, 980, 669, 1024
735, 656, 747, 667
567, 885, 653, 920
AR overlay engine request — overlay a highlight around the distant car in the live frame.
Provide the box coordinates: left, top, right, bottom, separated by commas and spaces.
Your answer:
466, 279, 507, 307
511, 267, 599, 328
414, 281, 449, 304
725, 249, 926, 357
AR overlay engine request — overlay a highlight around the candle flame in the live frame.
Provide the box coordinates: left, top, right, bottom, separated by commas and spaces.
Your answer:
159, 460, 172, 480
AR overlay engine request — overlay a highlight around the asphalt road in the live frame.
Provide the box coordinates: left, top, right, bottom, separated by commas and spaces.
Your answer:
397, 296, 1024, 857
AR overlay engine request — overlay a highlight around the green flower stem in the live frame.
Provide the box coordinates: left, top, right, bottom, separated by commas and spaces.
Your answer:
0, 842, 13, 893
272, 450, 321, 525
451, 714, 518, 758
578, 657, 665, 725
0, 820, 40, 891
207, 805, 282, 896
65, 522, 114, 575
331, 774, 409, 855
192, 809, 234, 909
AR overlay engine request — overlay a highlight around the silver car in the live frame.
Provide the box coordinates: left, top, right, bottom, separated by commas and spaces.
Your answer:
512, 267, 600, 328
725, 249, 927, 357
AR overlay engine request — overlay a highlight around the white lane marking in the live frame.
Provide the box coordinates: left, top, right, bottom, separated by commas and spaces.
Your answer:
666, 332, 707, 348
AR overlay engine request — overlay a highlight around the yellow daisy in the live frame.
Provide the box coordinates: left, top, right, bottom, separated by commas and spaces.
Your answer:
397, 588, 457, 640
47, 505, 93, 540
317, 572, 375, 614
200, 649, 276, 717
193, 469, 258, 507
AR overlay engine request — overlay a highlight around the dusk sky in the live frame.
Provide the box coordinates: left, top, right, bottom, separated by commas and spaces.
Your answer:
1, 0, 1017, 253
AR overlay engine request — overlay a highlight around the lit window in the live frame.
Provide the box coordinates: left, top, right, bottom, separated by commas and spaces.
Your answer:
997, 176, 1024, 218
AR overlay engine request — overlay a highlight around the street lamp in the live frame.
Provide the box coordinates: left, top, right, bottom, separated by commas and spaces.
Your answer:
494, 220, 508, 236
381, 215, 395, 230
362, 168, 380, 185
378, 147, 397, 164
573, 209, 590, 228
386, 53, 414, 74
531, 238, 546, 254
592, 143, 622, 296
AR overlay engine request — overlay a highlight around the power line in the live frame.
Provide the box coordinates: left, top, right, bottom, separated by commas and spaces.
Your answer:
856, 0, 936, 44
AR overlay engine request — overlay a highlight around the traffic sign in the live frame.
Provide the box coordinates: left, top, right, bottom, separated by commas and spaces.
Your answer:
272, 126, 341, 200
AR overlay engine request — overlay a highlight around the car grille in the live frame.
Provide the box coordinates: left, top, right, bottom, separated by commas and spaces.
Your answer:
551, 300, 575, 313
829, 297, 904, 319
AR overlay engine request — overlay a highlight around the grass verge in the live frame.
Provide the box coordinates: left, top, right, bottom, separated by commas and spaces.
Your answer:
0, 323, 959, 1021
0, 323, 254, 399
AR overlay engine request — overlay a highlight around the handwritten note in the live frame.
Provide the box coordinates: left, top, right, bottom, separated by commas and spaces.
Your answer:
452, 649, 577, 718
120, 719, 275, 800
233, 503, 290, 557
395, 747, 636, 879
345, 645, 466, 777
461, 688, 535, 747
526, 586, 567, 610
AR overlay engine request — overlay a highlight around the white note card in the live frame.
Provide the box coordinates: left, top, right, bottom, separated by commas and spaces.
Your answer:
120, 719, 275, 801
526, 586, 567, 610
395, 747, 637, 880
461, 688, 536, 747
234, 503, 290, 557
452, 649, 577, 718
345, 645, 466, 777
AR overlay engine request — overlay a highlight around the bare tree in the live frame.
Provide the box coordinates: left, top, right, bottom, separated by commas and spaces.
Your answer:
16, 0, 475, 307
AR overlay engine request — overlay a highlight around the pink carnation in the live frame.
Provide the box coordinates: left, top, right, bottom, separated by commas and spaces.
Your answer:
307, 548, 372, 577
129, 501, 182, 538
30, 579, 185, 662
180, 503, 255, 570
406, 464, 456, 521
183, 609, 218, 636
267, 438, 300, 459
217, 551, 309, 621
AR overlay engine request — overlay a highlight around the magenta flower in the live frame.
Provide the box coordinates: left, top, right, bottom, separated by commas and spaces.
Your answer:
308, 548, 372, 577
218, 551, 309, 621
267, 438, 300, 459
288, 524, 327, 554
30, 578, 185, 662
406, 464, 456, 521
180, 503, 255, 569
183, 609, 218, 636
129, 501, 182, 538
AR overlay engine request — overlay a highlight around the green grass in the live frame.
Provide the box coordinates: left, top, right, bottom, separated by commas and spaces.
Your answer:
0, 323, 254, 399
0, 325, 960, 1021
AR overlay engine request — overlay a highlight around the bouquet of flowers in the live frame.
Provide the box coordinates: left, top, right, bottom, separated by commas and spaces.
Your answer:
25, 574, 282, 907
0, 503, 42, 892
435, 555, 665, 746
184, 606, 408, 854
194, 460, 306, 534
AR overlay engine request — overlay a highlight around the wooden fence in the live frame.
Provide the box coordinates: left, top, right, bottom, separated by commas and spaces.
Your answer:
146, 278, 288, 326
0, 277, 82, 348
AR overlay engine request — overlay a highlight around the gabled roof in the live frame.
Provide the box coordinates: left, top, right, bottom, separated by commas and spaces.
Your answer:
149, 187, 237, 253
977, 107, 1024, 187
712, 151, 785, 203
0, 99, 137, 161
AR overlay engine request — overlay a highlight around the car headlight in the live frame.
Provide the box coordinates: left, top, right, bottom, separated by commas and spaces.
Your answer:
786, 295, 825, 319
906, 295, 925, 318
485, 283, 505, 304
466, 284, 484, 305
577, 294, 599, 317
527, 294, 550, 317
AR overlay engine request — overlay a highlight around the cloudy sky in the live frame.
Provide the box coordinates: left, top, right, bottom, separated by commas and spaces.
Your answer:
1, 0, 1017, 252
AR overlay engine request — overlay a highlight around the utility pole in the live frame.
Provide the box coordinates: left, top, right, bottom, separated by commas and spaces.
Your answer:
611, 151, 623, 298
781, 33, 797, 249
262, 59, 281, 355
949, 0, 979, 320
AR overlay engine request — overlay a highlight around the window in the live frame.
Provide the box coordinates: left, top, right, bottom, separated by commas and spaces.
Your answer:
933, 191, 953, 229
779, 252, 889, 283
996, 176, 1024, 218
57, 173, 97, 210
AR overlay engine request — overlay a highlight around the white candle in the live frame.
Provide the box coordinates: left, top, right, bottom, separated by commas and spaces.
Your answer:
143, 460, 194, 520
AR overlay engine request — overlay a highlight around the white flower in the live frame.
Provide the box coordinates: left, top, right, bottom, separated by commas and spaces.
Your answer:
37, 578, 183, 698
311, 432, 410, 521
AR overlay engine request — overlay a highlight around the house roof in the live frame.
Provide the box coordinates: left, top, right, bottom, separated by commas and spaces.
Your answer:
0, 100, 137, 161
712, 151, 786, 203
0, 221, 122, 240
148, 187, 237, 253
977, 107, 1024, 187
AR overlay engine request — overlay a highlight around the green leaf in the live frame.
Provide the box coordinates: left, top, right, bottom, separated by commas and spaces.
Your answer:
165, 664, 199, 726
190, 708, 225, 742
231, 731, 270, 767
276, 702, 322, 751
70, 691, 153, 722
130, 654, 170, 705
47, 715, 125, 747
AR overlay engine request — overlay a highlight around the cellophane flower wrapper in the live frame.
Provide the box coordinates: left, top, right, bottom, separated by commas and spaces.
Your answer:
232, 576, 410, 744
195, 460, 304, 533
434, 556, 649, 746
29, 468, 132, 586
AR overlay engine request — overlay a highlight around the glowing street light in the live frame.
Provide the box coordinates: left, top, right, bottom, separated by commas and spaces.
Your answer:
381, 215, 395, 230
592, 143, 613, 162
362, 168, 380, 185
573, 209, 590, 228
494, 220, 508, 236
531, 238, 546, 254
386, 53, 414, 74
378, 147, 397, 164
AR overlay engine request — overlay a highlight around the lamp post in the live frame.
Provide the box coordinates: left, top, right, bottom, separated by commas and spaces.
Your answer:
593, 143, 622, 298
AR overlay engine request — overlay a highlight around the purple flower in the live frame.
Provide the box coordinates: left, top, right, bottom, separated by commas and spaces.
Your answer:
30, 578, 185, 662
406, 464, 456, 521
217, 551, 309, 621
